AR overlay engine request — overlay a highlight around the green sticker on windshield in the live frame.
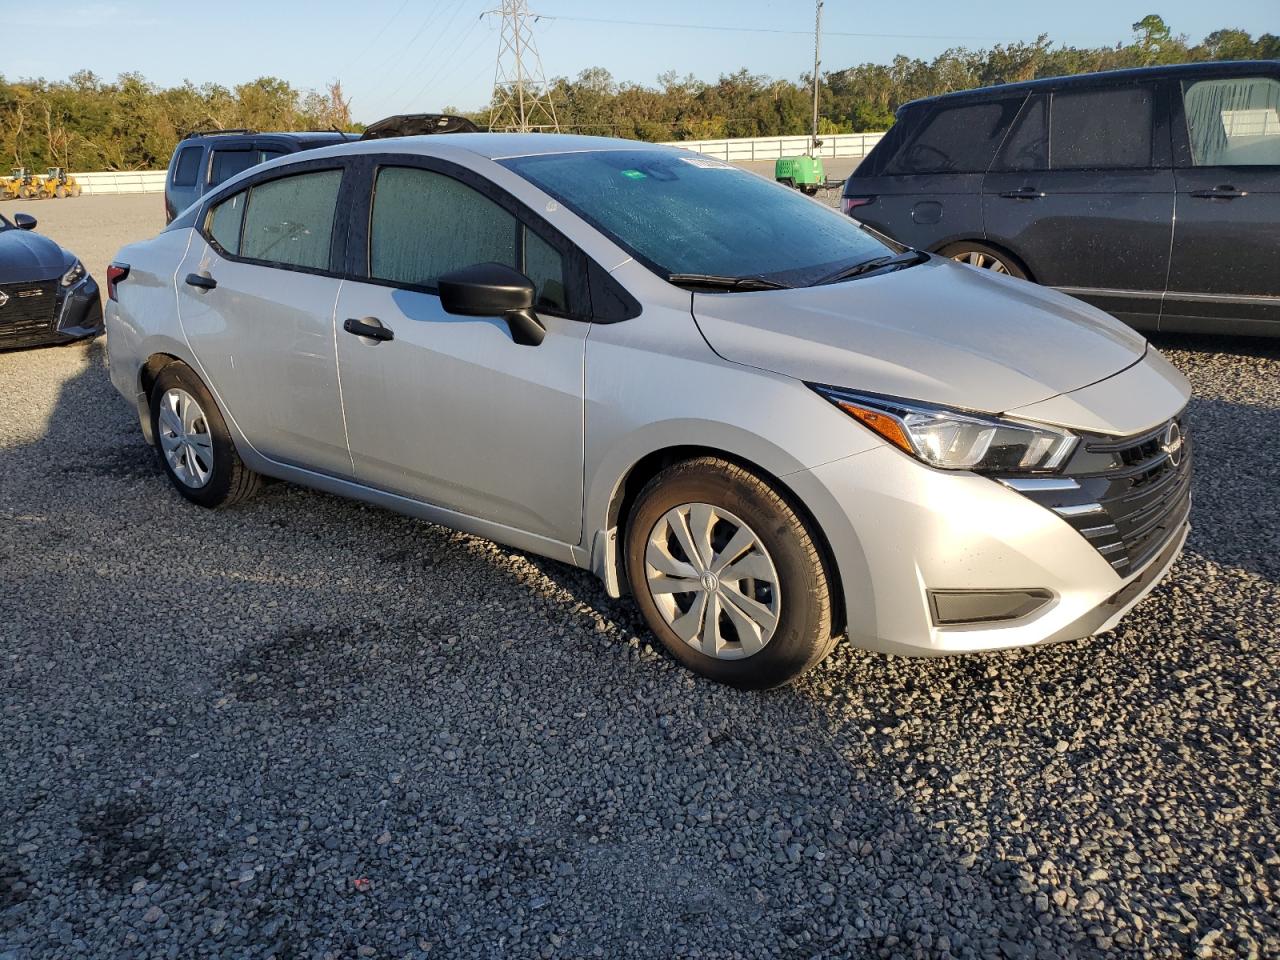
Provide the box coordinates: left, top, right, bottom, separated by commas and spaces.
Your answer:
620, 169, 647, 179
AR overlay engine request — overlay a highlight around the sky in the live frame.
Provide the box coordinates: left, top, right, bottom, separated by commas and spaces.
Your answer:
5, 0, 1277, 121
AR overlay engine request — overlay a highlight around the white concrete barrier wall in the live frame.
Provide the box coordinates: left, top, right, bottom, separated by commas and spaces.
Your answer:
66, 131, 887, 194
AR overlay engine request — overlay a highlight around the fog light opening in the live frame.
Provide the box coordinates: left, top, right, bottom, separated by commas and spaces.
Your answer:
929, 589, 1054, 626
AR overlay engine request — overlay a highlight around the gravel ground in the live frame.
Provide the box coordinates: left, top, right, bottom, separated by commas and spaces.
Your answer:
1, 199, 1278, 959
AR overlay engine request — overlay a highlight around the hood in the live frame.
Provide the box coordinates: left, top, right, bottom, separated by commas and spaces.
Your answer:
692, 257, 1147, 414
0, 228, 70, 284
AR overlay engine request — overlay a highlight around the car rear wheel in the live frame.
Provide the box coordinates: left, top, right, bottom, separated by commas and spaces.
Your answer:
624, 457, 837, 688
939, 242, 1028, 280
149, 363, 261, 509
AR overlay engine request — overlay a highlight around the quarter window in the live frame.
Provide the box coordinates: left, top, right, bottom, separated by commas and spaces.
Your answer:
369, 166, 567, 312
1183, 76, 1280, 166
207, 190, 246, 254
886, 99, 1024, 175
1050, 87, 1155, 169
239, 169, 342, 270
172, 146, 202, 187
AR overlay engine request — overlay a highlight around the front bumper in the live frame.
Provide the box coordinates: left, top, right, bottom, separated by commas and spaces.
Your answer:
787, 442, 1187, 657
0, 274, 102, 350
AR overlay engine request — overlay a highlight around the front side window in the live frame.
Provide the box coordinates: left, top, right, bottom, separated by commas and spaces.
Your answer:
369, 166, 567, 312
209, 149, 259, 187
1051, 86, 1155, 169
887, 98, 1024, 175
500, 150, 889, 287
238, 169, 342, 270
173, 146, 202, 187
1183, 76, 1280, 167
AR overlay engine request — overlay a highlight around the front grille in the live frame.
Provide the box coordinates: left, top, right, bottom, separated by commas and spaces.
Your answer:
0, 280, 59, 347
1001, 413, 1191, 578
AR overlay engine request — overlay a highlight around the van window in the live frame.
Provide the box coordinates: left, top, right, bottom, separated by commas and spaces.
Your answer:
993, 96, 1047, 171
886, 98, 1023, 175
1183, 76, 1280, 167
240, 169, 342, 270
369, 166, 567, 311
1051, 86, 1155, 169
209, 149, 259, 187
172, 146, 202, 187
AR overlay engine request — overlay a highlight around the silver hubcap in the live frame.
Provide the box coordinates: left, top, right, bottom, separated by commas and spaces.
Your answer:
644, 503, 781, 660
157, 388, 214, 489
954, 250, 1009, 274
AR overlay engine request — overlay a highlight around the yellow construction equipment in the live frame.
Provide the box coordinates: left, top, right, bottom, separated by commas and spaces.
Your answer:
0, 168, 39, 201
36, 168, 82, 199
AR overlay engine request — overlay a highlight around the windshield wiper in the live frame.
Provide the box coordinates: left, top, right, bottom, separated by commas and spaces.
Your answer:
666, 273, 791, 292
815, 250, 928, 286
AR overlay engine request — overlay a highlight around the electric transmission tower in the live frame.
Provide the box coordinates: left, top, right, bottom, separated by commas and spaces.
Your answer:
488, 0, 559, 132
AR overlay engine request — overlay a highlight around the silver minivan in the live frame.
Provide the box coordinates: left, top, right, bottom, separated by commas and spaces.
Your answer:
106, 135, 1191, 688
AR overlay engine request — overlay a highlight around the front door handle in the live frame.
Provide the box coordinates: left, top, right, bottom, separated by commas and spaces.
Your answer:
184, 272, 217, 290
343, 317, 395, 343
1189, 185, 1247, 199
999, 187, 1045, 200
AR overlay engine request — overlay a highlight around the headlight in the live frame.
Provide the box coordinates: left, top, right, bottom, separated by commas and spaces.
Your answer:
813, 385, 1078, 473
60, 260, 85, 287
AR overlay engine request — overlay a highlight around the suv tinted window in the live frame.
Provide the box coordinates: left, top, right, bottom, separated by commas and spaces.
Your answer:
1051, 86, 1154, 169
239, 169, 342, 270
173, 146, 202, 187
369, 166, 567, 311
994, 96, 1047, 171
886, 98, 1023, 175
1183, 75, 1280, 167
209, 149, 259, 187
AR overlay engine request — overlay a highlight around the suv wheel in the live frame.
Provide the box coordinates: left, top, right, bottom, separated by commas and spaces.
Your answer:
149, 363, 261, 508
625, 457, 837, 688
939, 242, 1028, 280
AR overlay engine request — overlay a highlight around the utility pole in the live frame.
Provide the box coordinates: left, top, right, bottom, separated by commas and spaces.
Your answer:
811, 0, 823, 152
489, 0, 559, 132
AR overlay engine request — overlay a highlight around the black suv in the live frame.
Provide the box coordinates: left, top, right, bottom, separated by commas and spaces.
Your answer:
165, 130, 355, 223
163, 114, 481, 223
843, 61, 1280, 336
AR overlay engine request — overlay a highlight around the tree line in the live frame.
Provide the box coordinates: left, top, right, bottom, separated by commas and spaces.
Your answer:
1, 16, 1274, 171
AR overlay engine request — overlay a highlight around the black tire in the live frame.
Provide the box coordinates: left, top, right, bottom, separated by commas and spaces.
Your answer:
937, 241, 1029, 280
624, 457, 836, 689
148, 362, 261, 509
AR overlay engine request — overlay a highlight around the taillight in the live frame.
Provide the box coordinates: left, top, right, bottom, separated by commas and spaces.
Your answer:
106, 263, 130, 301
841, 196, 874, 216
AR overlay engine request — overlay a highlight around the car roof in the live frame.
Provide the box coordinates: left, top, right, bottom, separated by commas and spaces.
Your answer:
184, 131, 356, 147
899, 59, 1278, 113
283, 132, 677, 164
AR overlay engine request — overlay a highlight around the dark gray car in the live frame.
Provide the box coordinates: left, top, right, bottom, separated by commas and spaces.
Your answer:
0, 212, 101, 349
843, 61, 1280, 336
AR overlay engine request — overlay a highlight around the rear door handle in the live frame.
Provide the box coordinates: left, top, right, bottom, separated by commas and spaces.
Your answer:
999, 187, 1045, 200
1189, 185, 1247, 199
184, 272, 217, 290
343, 317, 395, 342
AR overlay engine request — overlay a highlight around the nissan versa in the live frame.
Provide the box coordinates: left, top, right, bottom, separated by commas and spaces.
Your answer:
104, 135, 1192, 688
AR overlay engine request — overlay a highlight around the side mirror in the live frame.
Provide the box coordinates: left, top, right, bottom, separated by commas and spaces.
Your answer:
437, 261, 546, 346
14, 213, 36, 231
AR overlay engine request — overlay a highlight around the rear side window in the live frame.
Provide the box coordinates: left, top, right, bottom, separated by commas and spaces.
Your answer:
886, 98, 1023, 175
239, 170, 342, 270
1183, 75, 1280, 167
207, 191, 246, 253
369, 166, 567, 312
1050, 86, 1154, 169
172, 146, 202, 187
994, 96, 1048, 171
209, 149, 259, 187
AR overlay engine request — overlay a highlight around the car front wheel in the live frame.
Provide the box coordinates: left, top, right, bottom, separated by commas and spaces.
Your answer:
625, 457, 837, 688
939, 242, 1028, 280
149, 363, 261, 508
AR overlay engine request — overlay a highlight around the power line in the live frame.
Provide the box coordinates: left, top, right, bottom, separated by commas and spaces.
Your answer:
532, 13, 997, 42
404, 13, 490, 110
351, 0, 414, 65
380, 1, 474, 108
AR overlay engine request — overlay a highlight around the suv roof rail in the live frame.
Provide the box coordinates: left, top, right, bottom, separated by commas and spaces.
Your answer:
181, 128, 258, 140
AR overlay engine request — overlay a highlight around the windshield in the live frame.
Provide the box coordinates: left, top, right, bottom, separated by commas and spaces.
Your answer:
499, 149, 892, 287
